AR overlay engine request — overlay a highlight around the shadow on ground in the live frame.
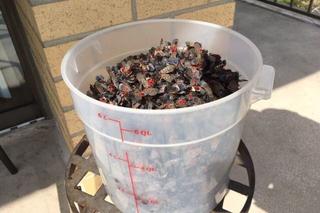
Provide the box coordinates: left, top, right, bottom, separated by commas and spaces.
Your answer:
0, 120, 70, 213
234, 1, 320, 89
242, 109, 320, 213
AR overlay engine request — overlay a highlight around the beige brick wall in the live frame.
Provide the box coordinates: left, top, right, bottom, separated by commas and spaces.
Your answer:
15, 0, 235, 149
32, 0, 132, 41
55, 81, 73, 108
44, 41, 78, 79
136, 0, 207, 18
64, 110, 84, 136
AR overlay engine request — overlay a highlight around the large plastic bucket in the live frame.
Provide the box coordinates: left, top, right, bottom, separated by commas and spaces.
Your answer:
62, 19, 274, 213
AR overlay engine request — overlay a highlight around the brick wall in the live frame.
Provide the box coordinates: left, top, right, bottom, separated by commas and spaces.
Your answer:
15, 0, 235, 149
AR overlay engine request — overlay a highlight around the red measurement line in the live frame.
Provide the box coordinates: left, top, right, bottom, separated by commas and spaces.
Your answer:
117, 186, 159, 205
98, 112, 145, 212
98, 113, 123, 141
129, 164, 156, 172
118, 122, 125, 143
108, 152, 156, 172
108, 152, 127, 162
106, 117, 120, 123
125, 152, 140, 213
121, 128, 135, 132
98, 112, 151, 138
117, 158, 127, 162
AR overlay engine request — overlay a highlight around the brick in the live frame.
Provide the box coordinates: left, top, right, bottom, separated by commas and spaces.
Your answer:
55, 81, 73, 108
33, 0, 132, 42
44, 41, 77, 79
136, 0, 207, 19
176, 2, 235, 28
64, 110, 84, 135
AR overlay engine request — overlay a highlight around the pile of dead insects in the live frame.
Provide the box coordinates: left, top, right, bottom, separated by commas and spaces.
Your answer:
87, 39, 244, 109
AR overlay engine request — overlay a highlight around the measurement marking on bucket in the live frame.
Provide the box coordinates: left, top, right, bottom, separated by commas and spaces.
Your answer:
126, 152, 140, 213
97, 112, 157, 213
121, 128, 152, 137
117, 186, 159, 205
97, 112, 152, 137
108, 152, 156, 172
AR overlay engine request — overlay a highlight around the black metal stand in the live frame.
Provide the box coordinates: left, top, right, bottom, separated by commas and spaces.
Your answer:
213, 140, 255, 212
0, 145, 18, 175
65, 137, 255, 213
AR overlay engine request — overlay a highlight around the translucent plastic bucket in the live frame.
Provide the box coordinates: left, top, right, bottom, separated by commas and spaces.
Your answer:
62, 19, 274, 213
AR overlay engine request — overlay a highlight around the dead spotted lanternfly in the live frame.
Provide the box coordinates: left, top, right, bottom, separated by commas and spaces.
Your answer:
87, 39, 245, 109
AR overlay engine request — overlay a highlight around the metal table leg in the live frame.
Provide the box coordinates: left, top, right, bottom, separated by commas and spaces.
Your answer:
0, 145, 18, 175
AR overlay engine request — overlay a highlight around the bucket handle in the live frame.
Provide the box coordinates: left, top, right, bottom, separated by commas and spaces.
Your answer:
250, 65, 275, 104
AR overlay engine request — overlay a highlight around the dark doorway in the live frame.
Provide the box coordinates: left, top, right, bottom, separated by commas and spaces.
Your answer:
0, 10, 42, 130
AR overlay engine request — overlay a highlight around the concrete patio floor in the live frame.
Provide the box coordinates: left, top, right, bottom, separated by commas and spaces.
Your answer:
0, 120, 70, 213
0, 1, 319, 213
234, 1, 320, 213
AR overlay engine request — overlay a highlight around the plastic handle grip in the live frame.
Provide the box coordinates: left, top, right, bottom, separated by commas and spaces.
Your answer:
250, 65, 275, 104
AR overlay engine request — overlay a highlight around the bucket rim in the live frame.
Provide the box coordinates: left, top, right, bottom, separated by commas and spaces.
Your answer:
61, 19, 263, 115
